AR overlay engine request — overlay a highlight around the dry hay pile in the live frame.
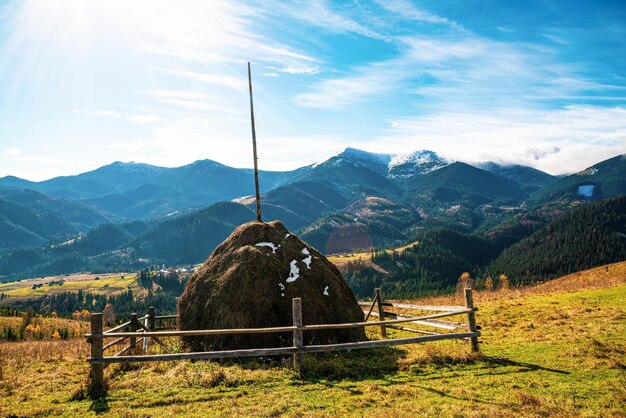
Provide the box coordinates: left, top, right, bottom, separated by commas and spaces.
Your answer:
178, 220, 365, 351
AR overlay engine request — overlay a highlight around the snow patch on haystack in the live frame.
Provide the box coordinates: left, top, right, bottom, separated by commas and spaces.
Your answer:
302, 247, 312, 269
255, 242, 279, 253
286, 260, 300, 282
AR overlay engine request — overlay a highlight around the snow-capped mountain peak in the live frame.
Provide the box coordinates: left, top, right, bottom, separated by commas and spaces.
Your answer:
387, 150, 448, 178
338, 147, 392, 165
314, 147, 449, 179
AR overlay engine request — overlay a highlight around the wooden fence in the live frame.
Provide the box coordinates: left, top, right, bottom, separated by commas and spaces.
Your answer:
86, 288, 480, 395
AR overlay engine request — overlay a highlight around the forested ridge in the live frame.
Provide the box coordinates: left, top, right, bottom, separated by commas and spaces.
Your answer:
347, 196, 626, 298
484, 196, 626, 284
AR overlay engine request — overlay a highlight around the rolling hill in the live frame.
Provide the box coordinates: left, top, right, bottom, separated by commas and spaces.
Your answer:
403, 162, 527, 208
0, 189, 113, 252
473, 162, 556, 194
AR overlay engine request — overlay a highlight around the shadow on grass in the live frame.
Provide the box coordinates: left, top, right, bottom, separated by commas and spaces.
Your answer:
300, 347, 406, 381
403, 356, 571, 407
89, 397, 110, 414
224, 346, 406, 382
409, 355, 570, 381
482, 356, 570, 375
219, 346, 406, 381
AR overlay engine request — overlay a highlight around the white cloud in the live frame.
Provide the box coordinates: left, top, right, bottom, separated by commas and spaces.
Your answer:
276, 64, 320, 75
3, 148, 21, 157
365, 105, 626, 174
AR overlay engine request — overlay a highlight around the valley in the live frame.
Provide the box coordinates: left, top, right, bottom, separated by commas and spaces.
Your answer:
1, 149, 624, 301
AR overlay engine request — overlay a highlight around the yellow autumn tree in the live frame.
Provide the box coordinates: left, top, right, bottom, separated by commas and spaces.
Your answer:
484, 276, 494, 291
499, 274, 509, 291
456, 272, 474, 294
80, 309, 90, 321
102, 303, 115, 326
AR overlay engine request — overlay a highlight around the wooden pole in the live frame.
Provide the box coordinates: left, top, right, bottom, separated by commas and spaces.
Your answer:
130, 313, 137, 351
88, 313, 105, 397
464, 288, 480, 352
292, 298, 303, 373
248, 62, 262, 222
375, 288, 387, 338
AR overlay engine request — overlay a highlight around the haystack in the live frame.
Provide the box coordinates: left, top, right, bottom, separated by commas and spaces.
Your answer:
178, 220, 365, 351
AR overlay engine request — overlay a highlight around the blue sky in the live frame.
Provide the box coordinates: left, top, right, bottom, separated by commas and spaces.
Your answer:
0, 0, 625, 180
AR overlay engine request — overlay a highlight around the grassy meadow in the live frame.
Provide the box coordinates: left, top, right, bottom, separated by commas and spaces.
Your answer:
0, 262, 625, 417
0, 273, 138, 298
327, 241, 419, 274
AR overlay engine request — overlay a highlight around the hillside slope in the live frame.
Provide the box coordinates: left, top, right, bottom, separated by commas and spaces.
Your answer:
1, 264, 624, 417
528, 154, 626, 204
299, 197, 420, 253
485, 196, 626, 284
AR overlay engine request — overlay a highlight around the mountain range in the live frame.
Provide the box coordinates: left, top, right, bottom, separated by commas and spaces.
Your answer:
0, 148, 624, 286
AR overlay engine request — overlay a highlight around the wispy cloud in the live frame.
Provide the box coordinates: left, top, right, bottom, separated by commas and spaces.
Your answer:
374, 0, 465, 32
153, 68, 246, 90
146, 90, 242, 114
131, 1, 319, 74
261, 0, 387, 40
294, 63, 404, 108
294, 33, 624, 110
542, 33, 569, 45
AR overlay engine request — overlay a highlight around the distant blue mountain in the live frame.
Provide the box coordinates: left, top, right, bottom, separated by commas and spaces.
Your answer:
0, 160, 311, 220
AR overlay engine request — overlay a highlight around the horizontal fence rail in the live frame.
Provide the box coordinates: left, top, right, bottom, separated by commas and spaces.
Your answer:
86, 309, 475, 340
357, 301, 468, 312
86, 288, 481, 397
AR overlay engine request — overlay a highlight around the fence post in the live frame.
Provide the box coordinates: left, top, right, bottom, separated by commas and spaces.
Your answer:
148, 306, 156, 331
130, 313, 137, 351
464, 288, 479, 352
89, 313, 105, 397
375, 288, 387, 338
144, 307, 156, 353
292, 298, 303, 373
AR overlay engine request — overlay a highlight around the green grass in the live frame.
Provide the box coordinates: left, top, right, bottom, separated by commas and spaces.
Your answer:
1, 281, 625, 417
0, 274, 138, 297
